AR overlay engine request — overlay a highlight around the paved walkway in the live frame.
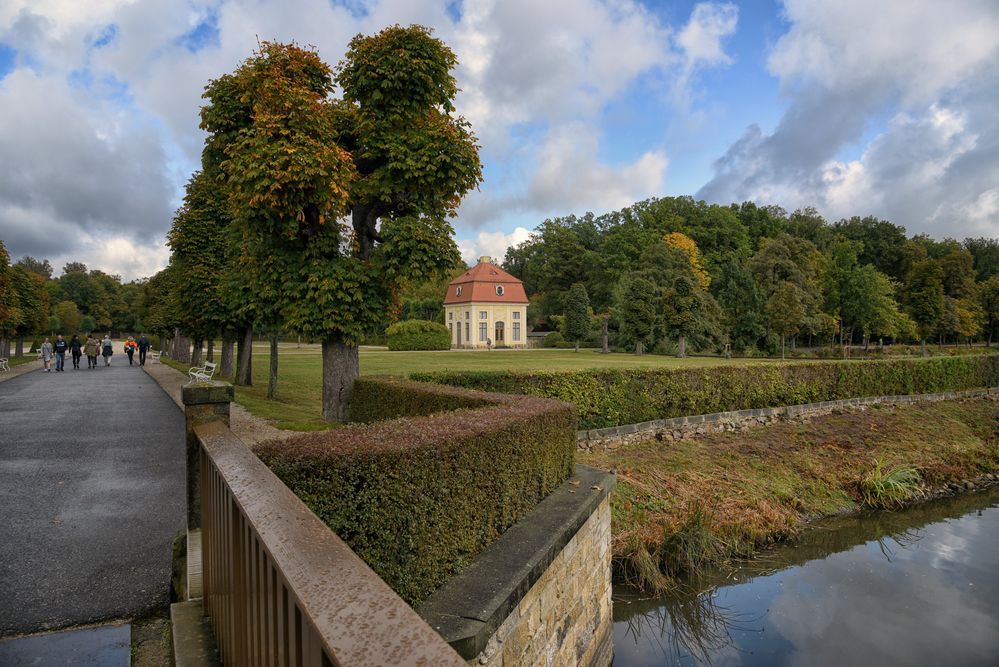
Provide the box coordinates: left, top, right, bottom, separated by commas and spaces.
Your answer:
0, 358, 186, 636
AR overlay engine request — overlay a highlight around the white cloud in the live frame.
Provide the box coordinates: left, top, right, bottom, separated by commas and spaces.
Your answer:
698, 0, 999, 237
0, 0, 739, 281
456, 226, 533, 266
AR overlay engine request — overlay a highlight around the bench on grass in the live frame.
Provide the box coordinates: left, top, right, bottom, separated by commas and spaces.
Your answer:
0, 358, 8, 372
188, 361, 218, 383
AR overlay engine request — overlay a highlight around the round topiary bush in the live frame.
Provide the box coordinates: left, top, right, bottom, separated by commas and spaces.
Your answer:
386, 319, 451, 351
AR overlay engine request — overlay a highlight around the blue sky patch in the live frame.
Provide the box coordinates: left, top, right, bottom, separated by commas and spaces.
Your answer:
92, 24, 118, 48
177, 10, 221, 53
0, 43, 16, 81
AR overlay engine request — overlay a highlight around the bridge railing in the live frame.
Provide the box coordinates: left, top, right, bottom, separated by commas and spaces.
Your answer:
188, 395, 464, 666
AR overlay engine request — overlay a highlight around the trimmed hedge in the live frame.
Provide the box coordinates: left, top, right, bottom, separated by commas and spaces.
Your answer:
256, 377, 576, 605
386, 319, 451, 351
411, 355, 999, 430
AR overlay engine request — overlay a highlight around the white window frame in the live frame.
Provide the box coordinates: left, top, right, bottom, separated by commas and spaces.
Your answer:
513, 322, 521, 341
496, 285, 504, 296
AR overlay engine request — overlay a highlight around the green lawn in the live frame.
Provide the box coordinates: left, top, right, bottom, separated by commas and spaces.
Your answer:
171, 344, 779, 431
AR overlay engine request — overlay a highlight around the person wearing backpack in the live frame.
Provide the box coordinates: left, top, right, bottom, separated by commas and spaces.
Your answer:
101, 335, 114, 367
69, 334, 83, 369
84, 334, 99, 369
124, 337, 138, 365
137, 334, 150, 366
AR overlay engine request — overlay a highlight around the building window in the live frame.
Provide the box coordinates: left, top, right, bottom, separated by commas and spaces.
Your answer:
449, 323, 453, 339
455, 286, 462, 296
480, 311, 487, 319
512, 311, 520, 320
465, 311, 470, 320
448, 311, 453, 321
496, 285, 505, 296
465, 322, 470, 341
495, 321, 505, 344
513, 322, 521, 342
479, 322, 487, 341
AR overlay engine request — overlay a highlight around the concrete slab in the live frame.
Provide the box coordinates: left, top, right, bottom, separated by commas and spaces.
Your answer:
0, 624, 131, 666
171, 601, 219, 667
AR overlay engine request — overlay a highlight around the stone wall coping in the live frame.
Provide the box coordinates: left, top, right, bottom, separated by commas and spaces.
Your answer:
416, 464, 615, 659
578, 386, 999, 442
181, 381, 234, 406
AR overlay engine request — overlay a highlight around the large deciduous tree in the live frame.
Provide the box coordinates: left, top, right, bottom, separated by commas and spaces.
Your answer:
202, 27, 481, 421
0, 240, 23, 358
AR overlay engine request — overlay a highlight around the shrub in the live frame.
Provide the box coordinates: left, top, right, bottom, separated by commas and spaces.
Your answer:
542, 331, 564, 348
385, 319, 450, 351
412, 355, 999, 430
257, 377, 576, 604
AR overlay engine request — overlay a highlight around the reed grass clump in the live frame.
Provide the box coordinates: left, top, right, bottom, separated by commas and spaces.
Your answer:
860, 459, 920, 509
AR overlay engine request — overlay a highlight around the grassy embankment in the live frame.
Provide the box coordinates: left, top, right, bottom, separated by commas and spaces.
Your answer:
165, 344, 778, 430
6, 355, 38, 368
580, 397, 999, 591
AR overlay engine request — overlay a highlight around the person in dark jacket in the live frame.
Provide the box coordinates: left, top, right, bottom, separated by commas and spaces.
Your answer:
53, 334, 68, 372
137, 334, 150, 366
69, 334, 83, 369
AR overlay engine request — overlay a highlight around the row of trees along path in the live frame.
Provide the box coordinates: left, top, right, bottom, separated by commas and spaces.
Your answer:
167, 26, 482, 420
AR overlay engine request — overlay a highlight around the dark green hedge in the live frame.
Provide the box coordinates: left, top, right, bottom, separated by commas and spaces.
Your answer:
411, 355, 999, 430
386, 319, 451, 351
348, 377, 493, 423
256, 378, 576, 605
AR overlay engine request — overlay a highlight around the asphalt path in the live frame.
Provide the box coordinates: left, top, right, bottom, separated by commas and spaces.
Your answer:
0, 357, 185, 636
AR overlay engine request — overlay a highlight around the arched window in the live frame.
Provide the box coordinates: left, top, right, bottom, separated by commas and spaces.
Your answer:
496, 285, 504, 296
495, 321, 505, 344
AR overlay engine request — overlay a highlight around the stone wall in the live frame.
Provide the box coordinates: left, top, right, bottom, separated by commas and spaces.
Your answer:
578, 387, 999, 452
474, 495, 613, 667
418, 465, 614, 667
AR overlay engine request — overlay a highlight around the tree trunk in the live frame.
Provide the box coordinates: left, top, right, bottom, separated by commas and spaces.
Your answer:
191, 339, 203, 368
781, 334, 785, 360
322, 339, 358, 422
207, 339, 214, 362
574, 339, 579, 352
921, 338, 928, 356
677, 334, 686, 358
635, 341, 644, 356
171, 328, 181, 360
220, 334, 234, 380
267, 333, 278, 400
0, 337, 8, 359
601, 316, 609, 354
179, 335, 192, 363
15, 337, 23, 357
235, 326, 253, 386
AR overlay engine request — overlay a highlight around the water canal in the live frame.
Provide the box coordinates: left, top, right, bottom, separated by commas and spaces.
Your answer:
611, 486, 999, 666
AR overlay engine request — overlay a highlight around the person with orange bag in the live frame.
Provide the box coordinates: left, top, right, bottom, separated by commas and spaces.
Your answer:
124, 337, 138, 365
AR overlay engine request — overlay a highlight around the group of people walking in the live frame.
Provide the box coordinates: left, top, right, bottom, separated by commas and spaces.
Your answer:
39, 334, 150, 372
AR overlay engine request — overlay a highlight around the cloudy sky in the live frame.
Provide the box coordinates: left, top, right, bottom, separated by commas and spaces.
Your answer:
1, 0, 997, 281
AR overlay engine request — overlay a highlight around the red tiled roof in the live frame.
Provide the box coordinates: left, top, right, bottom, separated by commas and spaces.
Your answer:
443, 260, 529, 305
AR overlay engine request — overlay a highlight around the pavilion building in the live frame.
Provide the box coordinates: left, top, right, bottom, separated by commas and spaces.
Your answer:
443, 256, 529, 348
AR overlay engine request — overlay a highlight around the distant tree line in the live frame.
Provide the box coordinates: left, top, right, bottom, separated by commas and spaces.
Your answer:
502, 198, 999, 356
0, 239, 161, 358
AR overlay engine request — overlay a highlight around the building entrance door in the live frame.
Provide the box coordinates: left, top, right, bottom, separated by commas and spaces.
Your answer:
495, 321, 505, 345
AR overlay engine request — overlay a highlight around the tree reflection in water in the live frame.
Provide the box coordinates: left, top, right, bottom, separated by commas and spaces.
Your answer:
616, 581, 760, 665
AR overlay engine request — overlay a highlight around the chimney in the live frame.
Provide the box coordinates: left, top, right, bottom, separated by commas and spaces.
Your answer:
478, 256, 493, 264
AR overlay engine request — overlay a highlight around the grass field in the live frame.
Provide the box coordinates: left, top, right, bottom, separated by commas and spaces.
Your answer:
169, 344, 780, 430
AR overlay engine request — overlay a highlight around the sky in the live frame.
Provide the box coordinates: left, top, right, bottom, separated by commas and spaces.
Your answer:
0, 0, 998, 281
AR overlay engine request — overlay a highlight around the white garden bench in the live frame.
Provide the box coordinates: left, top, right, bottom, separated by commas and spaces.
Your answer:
0, 358, 8, 372
188, 361, 218, 382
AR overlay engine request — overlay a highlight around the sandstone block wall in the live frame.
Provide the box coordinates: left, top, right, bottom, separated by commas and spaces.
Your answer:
472, 496, 613, 667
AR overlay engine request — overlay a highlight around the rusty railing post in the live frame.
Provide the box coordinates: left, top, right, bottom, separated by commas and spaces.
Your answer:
182, 381, 233, 529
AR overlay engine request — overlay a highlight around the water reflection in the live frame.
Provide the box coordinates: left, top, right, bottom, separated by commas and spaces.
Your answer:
613, 486, 999, 666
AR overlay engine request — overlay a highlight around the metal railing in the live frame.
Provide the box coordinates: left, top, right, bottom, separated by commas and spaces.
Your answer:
196, 420, 465, 666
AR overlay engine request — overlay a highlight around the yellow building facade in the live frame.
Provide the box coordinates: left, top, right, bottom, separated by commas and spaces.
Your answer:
443, 257, 529, 349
